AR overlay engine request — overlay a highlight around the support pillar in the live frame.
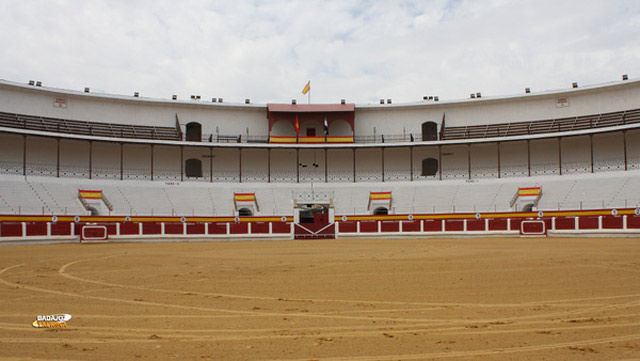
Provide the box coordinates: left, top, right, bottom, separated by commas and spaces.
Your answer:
409, 146, 413, 181
151, 144, 155, 181
527, 140, 531, 177
56, 138, 60, 178
381, 147, 385, 182
120, 143, 124, 181
180, 145, 184, 182
438, 144, 442, 181
23, 135, 27, 176
89, 140, 93, 179
590, 134, 594, 173
353, 148, 356, 183
497, 142, 501, 178
238, 148, 242, 183
558, 137, 562, 175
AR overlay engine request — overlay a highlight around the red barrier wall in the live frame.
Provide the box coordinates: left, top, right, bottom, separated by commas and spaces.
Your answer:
26, 223, 47, 236
602, 216, 623, 229
466, 219, 485, 231
381, 221, 399, 232
120, 222, 139, 235
445, 220, 464, 232
578, 217, 599, 230
402, 221, 420, 232
271, 222, 291, 234
423, 219, 442, 232
487, 219, 508, 231
359, 221, 377, 233
251, 222, 269, 234
1, 223, 22, 237
555, 217, 576, 230
186, 223, 205, 235
337, 221, 356, 232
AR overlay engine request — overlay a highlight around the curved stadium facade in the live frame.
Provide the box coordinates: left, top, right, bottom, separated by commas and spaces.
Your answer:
1, 77, 639, 241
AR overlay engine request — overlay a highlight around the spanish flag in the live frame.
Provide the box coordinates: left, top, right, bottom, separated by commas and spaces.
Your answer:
370, 192, 391, 200
302, 81, 310, 95
234, 193, 256, 202
79, 190, 102, 200
295, 114, 300, 134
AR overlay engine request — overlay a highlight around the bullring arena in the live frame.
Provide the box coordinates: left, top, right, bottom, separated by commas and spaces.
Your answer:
1, 76, 640, 359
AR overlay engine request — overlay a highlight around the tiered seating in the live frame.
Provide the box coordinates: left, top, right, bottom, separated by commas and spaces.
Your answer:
1, 171, 639, 216
442, 108, 640, 140
0, 111, 180, 141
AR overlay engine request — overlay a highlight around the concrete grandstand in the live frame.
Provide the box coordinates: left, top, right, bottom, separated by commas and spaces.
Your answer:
0, 77, 639, 241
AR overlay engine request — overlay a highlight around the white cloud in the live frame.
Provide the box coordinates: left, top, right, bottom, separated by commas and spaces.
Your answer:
1, 0, 639, 104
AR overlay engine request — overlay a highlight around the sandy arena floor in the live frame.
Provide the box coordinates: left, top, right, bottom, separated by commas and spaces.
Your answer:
0, 237, 640, 360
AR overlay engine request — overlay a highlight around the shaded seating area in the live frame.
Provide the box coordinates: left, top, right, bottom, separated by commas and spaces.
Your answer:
0, 111, 181, 141
441, 108, 640, 140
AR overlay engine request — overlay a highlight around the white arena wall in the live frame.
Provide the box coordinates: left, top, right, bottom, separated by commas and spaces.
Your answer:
1, 77, 640, 241
3, 78, 640, 139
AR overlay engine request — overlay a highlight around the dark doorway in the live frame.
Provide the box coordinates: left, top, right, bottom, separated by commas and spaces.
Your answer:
185, 158, 203, 178
421, 158, 438, 176
522, 203, 535, 212
238, 208, 253, 216
186, 122, 202, 142
422, 121, 438, 141
306, 128, 316, 136
373, 207, 388, 215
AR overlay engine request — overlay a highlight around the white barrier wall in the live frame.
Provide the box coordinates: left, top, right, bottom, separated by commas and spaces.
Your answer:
25, 136, 57, 176
92, 142, 121, 179
470, 143, 498, 179
241, 149, 268, 183
593, 132, 625, 172
629, 129, 640, 171
355, 148, 382, 182
3, 79, 640, 142
0, 134, 23, 175
59, 140, 90, 178
561, 135, 590, 174
530, 138, 559, 176
327, 149, 353, 182
440, 144, 468, 180
269, 149, 296, 183
384, 147, 411, 182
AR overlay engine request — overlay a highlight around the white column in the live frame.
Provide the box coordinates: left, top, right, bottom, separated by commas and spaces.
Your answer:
551, 217, 556, 231
378, 221, 381, 233
506, 218, 511, 231
598, 216, 603, 230
115, 222, 120, 236
623, 215, 628, 230
248, 222, 252, 234
183, 222, 188, 235
226, 222, 231, 235
463, 219, 467, 232
138, 222, 143, 235
357, 221, 361, 234
205, 223, 209, 235
575, 217, 580, 230
161, 222, 165, 235
399, 221, 403, 233
47, 222, 52, 236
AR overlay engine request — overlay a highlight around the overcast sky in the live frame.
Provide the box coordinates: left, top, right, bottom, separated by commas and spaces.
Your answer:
1, 0, 639, 105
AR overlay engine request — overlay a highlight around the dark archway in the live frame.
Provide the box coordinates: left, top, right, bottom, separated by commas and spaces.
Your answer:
421, 121, 438, 141
185, 158, 202, 178
88, 206, 99, 216
238, 207, 253, 216
186, 122, 202, 142
522, 203, 535, 212
373, 207, 388, 215
421, 158, 438, 176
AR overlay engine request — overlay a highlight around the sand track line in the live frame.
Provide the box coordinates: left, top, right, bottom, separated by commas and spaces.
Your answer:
58, 257, 640, 309
266, 333, 640, 361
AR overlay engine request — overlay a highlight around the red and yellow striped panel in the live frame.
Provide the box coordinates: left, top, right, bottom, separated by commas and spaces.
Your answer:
326, 136, 354, 143
370, 192, 391, 200
269, 136, 297, 143
234, 193, 256, 202
78, 190, 102, 199
518, 187, 541, 196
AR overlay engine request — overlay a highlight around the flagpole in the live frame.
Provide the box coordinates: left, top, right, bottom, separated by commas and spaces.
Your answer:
308, 80, 311, 104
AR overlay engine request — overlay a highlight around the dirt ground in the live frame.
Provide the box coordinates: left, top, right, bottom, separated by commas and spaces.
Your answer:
0, 237, 639, 360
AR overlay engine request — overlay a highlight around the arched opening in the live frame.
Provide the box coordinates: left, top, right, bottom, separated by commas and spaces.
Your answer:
522, 203, 535, 212
185, 158, 202, 178
373, 207, 388, 215
186, 122, 202, 142
421, 158, 438, 176
238, 207, 253, 216
88, 206, 99, 216
422, 121, 438, 141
